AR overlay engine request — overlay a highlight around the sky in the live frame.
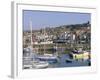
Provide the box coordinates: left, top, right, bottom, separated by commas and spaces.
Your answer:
23, 10, 91, 31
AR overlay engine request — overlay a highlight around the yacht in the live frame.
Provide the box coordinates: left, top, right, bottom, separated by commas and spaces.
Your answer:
23, 20, 49, 69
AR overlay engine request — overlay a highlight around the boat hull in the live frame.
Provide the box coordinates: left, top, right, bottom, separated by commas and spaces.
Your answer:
32, 61, 49, 69
37, 56, 58, 63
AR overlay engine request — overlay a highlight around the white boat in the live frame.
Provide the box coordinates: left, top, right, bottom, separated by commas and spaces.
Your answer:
38, 56, 57, 60
29, 20, 49, 69
32, 61, 49, 69
37, 54, 58, 63
23, 64, 33, 69
36, 28, 58, 63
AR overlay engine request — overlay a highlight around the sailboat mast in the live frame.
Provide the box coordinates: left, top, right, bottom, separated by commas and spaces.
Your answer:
30, 20, 33, 48
44, 27, 45, 54
29, 19, 33, 57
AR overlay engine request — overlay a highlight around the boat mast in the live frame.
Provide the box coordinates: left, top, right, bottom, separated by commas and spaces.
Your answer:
44, 27, 45, 54
30, 19, 33, 55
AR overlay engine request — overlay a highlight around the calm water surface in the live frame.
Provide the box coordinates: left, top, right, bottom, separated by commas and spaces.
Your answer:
47, 54, 90, 68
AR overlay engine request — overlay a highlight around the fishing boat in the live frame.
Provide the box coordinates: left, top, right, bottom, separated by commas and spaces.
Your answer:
71, 48, 90, 61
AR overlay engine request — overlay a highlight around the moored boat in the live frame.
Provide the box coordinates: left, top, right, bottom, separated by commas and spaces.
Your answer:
37, 54, 58, 63
32, 61, 49, 69
66, 58, 73, 63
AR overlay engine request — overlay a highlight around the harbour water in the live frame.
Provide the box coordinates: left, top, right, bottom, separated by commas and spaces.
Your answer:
30, 53, 91, 69
47, 54, 90, 68
23, 48, 91, 69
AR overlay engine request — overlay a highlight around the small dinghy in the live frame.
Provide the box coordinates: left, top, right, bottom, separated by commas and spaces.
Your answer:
23, 64, 33, 69
66, 58, 73, 63
32, 61, 49, 69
